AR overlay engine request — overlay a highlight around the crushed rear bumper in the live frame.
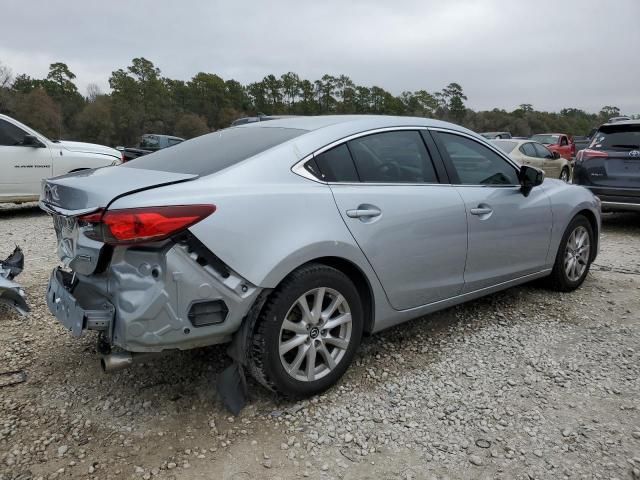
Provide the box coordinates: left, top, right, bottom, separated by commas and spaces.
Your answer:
46, 268, 114, 337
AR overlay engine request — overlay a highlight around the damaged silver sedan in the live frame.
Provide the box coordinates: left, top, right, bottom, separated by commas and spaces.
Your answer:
39, 115, 600, 402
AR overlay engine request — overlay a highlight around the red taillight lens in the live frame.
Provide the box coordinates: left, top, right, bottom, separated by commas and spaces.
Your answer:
581, 149, 609, 159
79, 205, 215, 245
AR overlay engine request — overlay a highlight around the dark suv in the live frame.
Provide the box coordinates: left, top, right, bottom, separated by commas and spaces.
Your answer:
573, 120, 640, 212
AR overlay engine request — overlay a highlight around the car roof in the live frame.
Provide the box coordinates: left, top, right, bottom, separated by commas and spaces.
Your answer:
492, 139, 535, 146
600, 119, 640, 127
236, 114, 475, 135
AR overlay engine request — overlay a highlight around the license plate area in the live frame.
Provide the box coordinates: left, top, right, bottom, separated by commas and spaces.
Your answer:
46, 268, 114, 337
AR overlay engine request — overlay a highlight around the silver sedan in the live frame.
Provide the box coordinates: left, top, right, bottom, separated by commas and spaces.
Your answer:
40, 115, 600, 398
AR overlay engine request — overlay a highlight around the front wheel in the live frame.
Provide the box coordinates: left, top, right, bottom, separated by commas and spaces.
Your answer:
248, 264, 363, 397
560, 167, 570, 183
546, 215, 593, 291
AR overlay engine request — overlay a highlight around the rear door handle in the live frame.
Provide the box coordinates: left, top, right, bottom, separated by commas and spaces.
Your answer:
470, 207, 493, 216
346, 207, 381, 218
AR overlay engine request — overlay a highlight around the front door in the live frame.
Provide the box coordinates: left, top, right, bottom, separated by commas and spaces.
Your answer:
0, 119, 52, 199
313, 130, 468, 310
431, 130, 552, 292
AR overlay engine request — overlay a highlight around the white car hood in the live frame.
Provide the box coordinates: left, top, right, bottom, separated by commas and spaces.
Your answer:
59, 140, 120, 159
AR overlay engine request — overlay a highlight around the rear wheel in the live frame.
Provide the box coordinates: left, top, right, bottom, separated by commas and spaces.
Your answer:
560, 167, 570, 182
248, 264, 363, 397
546, 215, 593, 291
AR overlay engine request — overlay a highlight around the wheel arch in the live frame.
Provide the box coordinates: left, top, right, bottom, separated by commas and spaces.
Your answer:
576, 208, 599, 261
258, 256, 376, 336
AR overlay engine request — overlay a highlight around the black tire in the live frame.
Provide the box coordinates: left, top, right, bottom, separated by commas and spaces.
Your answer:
248, 263, 363, 397
546, 214, 594, 292
560, 167, 570, 182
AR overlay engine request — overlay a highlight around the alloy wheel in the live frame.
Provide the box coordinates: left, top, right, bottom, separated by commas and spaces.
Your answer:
564, 225, 590, 282
279, 287, 352, 382
560, 168, 570, 182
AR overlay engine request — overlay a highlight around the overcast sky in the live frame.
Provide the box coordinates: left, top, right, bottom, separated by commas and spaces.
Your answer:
1, 0, 638, 114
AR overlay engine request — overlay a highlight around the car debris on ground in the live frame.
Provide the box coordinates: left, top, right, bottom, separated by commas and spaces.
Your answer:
0, 246, 29, 315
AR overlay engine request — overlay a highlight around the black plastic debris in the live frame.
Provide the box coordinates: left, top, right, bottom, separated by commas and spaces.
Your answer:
0, 246, 29, 315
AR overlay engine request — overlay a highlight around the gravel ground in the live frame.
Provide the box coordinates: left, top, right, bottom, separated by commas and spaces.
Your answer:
1, 203, 639, 480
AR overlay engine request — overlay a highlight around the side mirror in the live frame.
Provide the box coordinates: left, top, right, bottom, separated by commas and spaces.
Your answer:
552, 151, 561, 159
22, 134, 43, 147
519, 165, 544, 196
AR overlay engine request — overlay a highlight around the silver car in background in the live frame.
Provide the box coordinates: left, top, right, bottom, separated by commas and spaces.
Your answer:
40, 115, 600, 398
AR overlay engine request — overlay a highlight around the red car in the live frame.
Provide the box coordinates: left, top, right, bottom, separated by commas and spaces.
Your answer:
530, 133, 575, 160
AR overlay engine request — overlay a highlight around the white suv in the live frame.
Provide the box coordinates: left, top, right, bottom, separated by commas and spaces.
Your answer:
0, 114, 121, 204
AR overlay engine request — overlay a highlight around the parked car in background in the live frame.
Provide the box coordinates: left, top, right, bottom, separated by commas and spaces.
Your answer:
530, 133, 575, 160
121, 134, 184, 162
573, 120, 640, 212
40, 115, 600, 398
480, 131, 512, 139
491, 139, 572, 182
608, 116, 631, 123
0, 114, 121, 204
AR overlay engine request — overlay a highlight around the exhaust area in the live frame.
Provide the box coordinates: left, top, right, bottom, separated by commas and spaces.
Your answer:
100, 351, 161, 373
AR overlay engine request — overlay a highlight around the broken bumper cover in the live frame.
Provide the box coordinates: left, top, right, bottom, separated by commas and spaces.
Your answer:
46, 268, 114, 337
0, 276, 29, 315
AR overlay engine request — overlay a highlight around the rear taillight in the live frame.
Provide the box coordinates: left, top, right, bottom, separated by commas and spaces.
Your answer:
576, 149, 608, 165
79, 205, 215, 245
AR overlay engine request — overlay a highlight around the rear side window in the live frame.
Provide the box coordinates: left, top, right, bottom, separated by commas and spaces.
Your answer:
520, 143, 537, 157
0, 119, 28, 146
313, 144, 359, 182
590, 124, 640, 150
348, 131, 438, 183
124, 127, 306, 175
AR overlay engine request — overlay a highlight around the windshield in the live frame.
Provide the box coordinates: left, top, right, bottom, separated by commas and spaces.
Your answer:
590, 124, 640, 150
531, 134, 560, 145
124, 127, 306, 175
491, 140, 517, 153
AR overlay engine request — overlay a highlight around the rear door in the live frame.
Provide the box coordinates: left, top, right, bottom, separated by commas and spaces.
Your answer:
316, 129, 468, 310
431, 130, 552, 292
0, 118, 52, 198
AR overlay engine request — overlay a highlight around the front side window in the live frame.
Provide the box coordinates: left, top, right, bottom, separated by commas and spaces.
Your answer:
436, 132, 519, 185
560, 136, 568, 146
520, 143, 537, 157
533, 143, 553, 158
0, 119, 28, 146
348, 131, 438, 183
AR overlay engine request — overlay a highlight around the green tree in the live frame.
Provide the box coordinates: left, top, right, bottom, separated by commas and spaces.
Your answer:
174, 113, 209, 139
13, 89, 62, 138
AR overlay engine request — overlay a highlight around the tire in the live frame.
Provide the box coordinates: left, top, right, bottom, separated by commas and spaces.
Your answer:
560, 167, 570, 183
546, 214, 594, 292
248, 263, 363, 397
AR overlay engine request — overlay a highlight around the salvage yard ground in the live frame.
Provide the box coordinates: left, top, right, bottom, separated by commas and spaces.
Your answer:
1, 204, 639, 480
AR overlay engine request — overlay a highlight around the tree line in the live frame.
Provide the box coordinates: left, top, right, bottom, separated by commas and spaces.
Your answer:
0, 58, 630, 147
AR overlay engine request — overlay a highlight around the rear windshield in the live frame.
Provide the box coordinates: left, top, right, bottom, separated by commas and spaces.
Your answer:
124, 127, 306, 175
491, 140, 517, 153
590, 124, 640, 150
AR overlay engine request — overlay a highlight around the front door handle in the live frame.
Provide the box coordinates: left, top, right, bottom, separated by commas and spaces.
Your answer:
346, 207, 382, 219
470, 207, 493, 216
